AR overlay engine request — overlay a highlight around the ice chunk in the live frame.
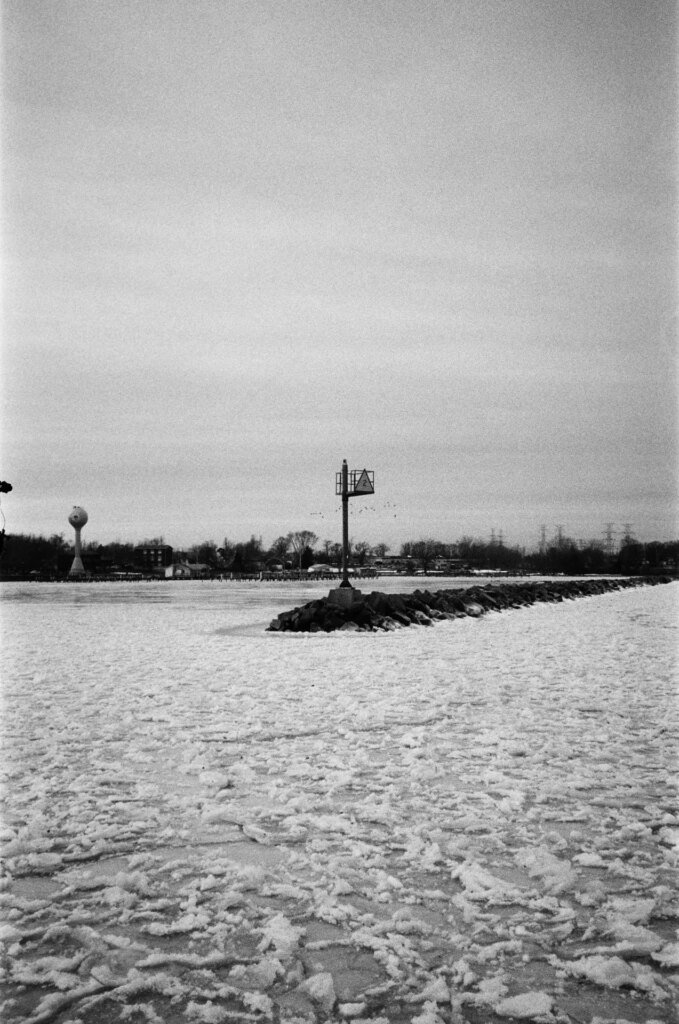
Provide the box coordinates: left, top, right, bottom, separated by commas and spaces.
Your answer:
310, 813, 357, 834
357, 801, 396, 825
258, 913, 304, 955
494, 991, 554, 1019
562, 954, 669, 999
460, 974, 509, 1006
573, 852, 606, 867
411, 1000, 446, 1023
243, 990, 274, 1016
420, 842, 444, 870
144, 910, 210, 935
652, 941, 679, 968
608, 920, 663, 954
246, 956, 284, 988
26, 851, 63, 870
198, 770, 234, 789
298, 971, 336, 1012
476, 940, 522, 963
233, 864, 266, 889
111, 870, 151, 893
338, 1001, 368, 1018
419, 976, 450, 1003
185, 999, 229, 1021
604, 896, 656, 923
453, 861, 525, 903
514, 847, 577, 894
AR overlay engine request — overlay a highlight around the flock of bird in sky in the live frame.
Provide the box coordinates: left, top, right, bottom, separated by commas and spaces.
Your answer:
308, 501, 400, 520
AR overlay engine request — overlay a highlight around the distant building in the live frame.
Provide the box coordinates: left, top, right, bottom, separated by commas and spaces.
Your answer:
135, 544, 173, 570
165, 562, 212, 579
165, 562, 192, 579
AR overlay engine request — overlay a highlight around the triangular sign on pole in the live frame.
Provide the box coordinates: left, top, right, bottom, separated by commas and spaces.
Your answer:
353, 469, 374, 494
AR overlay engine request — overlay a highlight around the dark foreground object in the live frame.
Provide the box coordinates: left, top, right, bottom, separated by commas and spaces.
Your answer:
267, 576, 673, 633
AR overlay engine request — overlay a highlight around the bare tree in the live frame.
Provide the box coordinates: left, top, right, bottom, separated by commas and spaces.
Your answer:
218, 537, 236, 565
401, 538, 445, 573
269, 535, 291, 568
353, 540, 371, 566
287, 530, 318, 574
187, 541, 219, 566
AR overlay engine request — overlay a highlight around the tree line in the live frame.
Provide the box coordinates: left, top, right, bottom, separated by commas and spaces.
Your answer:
1, 528, 677, 578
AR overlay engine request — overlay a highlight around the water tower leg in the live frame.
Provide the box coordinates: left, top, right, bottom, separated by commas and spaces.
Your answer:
69, 527, 85, 576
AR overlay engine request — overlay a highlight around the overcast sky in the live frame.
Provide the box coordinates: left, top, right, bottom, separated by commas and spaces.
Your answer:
2, 0, 676, 552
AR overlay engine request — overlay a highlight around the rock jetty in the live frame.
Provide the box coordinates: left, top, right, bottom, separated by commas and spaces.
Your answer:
267, 576, 673, 633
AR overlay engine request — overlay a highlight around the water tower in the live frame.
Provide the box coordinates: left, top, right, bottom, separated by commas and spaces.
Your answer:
68, 506, 88, 576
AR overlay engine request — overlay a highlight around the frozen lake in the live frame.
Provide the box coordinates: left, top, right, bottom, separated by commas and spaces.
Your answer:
1, 578, 677, 1024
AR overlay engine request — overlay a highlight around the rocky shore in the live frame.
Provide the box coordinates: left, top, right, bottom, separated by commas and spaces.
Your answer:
267, 575, 673, 632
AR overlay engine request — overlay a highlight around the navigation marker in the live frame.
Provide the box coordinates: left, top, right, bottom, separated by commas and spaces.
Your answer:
353, 469, 374, 494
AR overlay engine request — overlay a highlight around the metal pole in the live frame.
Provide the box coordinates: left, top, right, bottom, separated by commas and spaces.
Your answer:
341, 459, 350, 587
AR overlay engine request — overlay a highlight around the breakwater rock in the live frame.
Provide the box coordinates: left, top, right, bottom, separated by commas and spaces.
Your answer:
267, 576, 673, 633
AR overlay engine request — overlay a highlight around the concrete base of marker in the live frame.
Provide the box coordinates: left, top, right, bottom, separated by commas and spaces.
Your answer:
328, 587, 363, 608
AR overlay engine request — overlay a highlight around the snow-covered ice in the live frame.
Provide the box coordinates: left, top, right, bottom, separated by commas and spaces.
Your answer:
1, 577, 677, 1023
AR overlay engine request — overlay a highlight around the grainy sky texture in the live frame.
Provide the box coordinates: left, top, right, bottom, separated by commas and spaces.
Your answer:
2, 0, 677, 550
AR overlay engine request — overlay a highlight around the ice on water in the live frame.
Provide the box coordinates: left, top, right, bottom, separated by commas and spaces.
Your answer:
1, 579, 677, 1023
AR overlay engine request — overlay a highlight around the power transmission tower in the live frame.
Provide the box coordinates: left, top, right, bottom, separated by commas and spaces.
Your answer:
539, 525, 547, 555
603, 523, 615, 557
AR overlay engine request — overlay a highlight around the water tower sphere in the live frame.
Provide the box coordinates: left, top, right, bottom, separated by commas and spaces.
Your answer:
69, 506, 88, 529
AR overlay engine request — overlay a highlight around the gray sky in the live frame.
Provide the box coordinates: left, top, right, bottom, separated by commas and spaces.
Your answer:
2, 0, 677, 552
